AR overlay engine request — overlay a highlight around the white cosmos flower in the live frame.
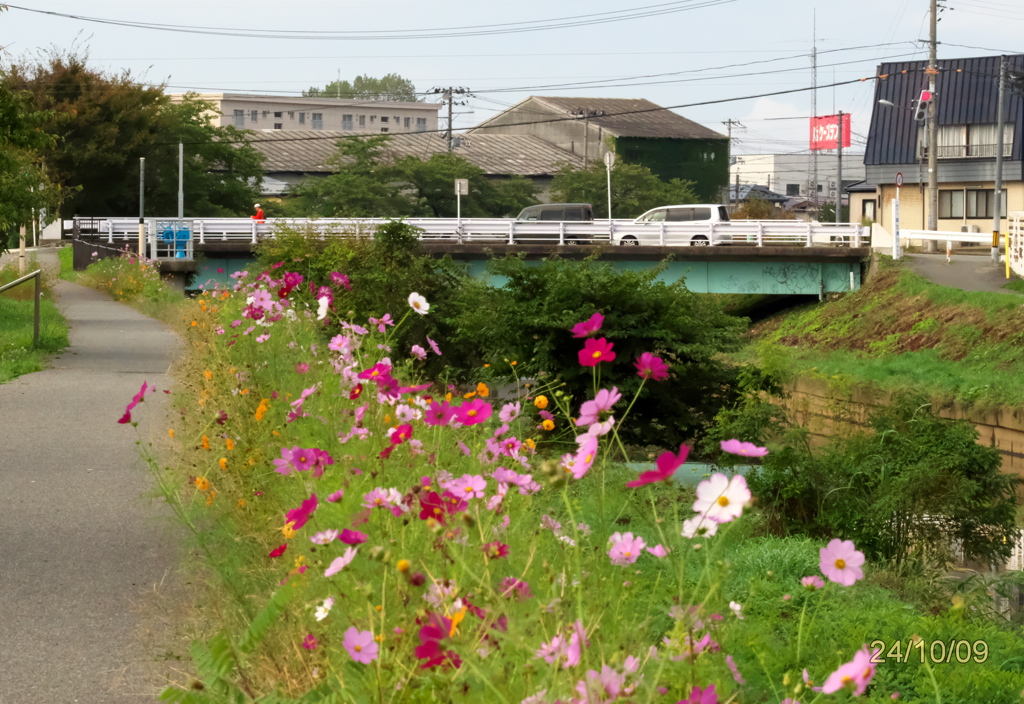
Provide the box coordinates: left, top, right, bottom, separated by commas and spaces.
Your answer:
681, 514, 719, 539
315, 597, 335, 621
408, 292, 430, 315
316, 296, 330, 321
691, 473, 751, 524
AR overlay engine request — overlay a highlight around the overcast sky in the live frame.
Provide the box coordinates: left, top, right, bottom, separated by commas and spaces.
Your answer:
2, 0, 1021, 157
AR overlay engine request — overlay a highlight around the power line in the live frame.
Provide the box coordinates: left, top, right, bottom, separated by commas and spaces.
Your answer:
3, 1, 737, 41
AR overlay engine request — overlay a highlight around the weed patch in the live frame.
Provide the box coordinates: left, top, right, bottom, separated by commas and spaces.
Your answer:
0, 257, 68, 383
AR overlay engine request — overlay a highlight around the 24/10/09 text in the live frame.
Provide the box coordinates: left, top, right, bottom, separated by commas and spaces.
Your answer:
869, 639, 988, 664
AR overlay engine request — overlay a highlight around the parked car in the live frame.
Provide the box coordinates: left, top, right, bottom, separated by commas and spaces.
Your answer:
515, 203, 593, 222
616, 204, 732, 246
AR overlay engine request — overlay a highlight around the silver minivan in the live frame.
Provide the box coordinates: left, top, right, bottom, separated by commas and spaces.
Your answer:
616, 204, 731, 246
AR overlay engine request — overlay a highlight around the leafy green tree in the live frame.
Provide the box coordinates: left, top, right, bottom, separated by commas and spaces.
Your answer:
818, 202, 849, 223
397, 153, 538, 217
0, 82, 61, 237
551, 162, 699, 218
304, 73, 417, 102
2, 49, 263, 217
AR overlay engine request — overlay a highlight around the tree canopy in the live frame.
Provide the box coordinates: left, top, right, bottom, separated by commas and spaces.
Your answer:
1, 49, 265, 218
550, 162, 699, 218
0, 82, 61, 234
304, 73, 418, 102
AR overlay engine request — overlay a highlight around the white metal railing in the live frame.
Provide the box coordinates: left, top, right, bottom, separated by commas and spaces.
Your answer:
79, 217, 870, 249
898, 229, 996, 245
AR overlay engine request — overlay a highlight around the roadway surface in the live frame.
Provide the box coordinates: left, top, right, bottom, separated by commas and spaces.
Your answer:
905, 253, 1023, 295
0, 251, 181, 703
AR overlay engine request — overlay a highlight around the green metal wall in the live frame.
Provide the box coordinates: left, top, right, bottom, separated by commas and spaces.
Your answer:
612, 136, 730, 202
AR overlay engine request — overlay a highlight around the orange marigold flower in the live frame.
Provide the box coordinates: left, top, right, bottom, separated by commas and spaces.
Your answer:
476, 382, 490, 397
194, 476, 210, 491
206, 490, 216, 506
542, 419, 555, 431
254, 398, 270, 421
396, 559, 411, 572
225, 438, 235, 450
218, 457, 228, 471
191, 320, 198, 327
534, 395, 549, 410
201, 435, 210, 450
203, 370, 213, 380
525, 438, 537, 450
237, 498, 246, 509
168, 429, 175, 439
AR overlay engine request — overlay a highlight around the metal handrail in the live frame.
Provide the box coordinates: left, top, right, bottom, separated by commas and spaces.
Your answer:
0, 269, 42, 347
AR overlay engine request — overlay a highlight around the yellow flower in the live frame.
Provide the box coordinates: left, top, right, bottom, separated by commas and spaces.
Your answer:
449, 607, 467, 636
201, 435, 210, 450
168, 429, 175, 439
511, 361, 518, 366
225, 438, 235, 451
190, 320, 198, 327
281, 522, 296, 539
525, 438, 536, 450
218, 457, 228, 471
203, 370, 213, 380
444, 392, 453, 403
237, 498, 246, 509
534, 395, 549, 410
194, 476, 210, 491
542, 419, 555, 431
254, 398, 270, 421
396, 559, 411, 572
476, 382, 490, 397
375, 634, 385, 643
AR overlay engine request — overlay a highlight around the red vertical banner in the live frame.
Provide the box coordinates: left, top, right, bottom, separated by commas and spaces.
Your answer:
810, 114, 851, 150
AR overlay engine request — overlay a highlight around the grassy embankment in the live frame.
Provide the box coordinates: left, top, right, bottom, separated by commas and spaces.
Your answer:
0, 253, 69, 383
747, 258, 1024, 410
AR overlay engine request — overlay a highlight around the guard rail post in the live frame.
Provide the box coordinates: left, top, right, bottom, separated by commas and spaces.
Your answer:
107, 220, 114, 244
198, 220, 205, 245
805, 222, 813, 247
508, 222, 516, 245
251, 219, 257, 244
757, 222, 764, 247
659, 223, 666, 246
854, 226, 862, 248
558, 223, 565, 246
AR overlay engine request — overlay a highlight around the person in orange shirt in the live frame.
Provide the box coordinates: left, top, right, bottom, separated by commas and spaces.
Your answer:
252, 203, 265, 223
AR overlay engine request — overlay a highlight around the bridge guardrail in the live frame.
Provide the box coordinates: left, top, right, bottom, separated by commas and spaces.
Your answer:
79, 217, 870, 249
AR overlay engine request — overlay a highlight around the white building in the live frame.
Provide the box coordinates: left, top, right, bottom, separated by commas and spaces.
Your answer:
730, 153, 866, 203
168, 93, 441, 134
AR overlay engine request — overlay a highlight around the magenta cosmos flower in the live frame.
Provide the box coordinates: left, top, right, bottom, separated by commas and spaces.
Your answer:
682, 684, 719, 704
483, 542, 510, 559
720, 439, 769, 457
285, 493, 318, 530
634, 352, 670, 381
692, 473, 751, 524
424, 400, 456, 426
608, 531, 647, 566
575, 387, 621, 427
329, 271, 351, 290
454, 399, 492, 426
117, 380, 151, 424
342, 627, 378, 664
578, 337, 616, 367
626, 443, 689, 488
273, 446, 313, 475
821, 645, 877, 695
571, 311, 604, 338
802, 575, 825, 590
819, 539, 865, 586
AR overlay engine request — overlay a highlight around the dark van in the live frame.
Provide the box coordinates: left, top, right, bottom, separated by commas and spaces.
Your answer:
515, 203, 594, 222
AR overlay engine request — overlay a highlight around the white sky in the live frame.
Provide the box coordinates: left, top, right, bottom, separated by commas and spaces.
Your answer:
2, 0, 1021, 158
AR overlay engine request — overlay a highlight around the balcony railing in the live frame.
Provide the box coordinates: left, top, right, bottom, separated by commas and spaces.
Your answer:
919, 143, 1013, 159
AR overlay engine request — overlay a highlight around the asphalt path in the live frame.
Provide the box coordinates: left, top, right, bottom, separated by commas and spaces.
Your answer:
0, 258, 181, 703
904, 253, 1023, 295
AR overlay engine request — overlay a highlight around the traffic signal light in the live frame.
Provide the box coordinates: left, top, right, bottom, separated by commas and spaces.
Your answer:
914, 90, 932, 122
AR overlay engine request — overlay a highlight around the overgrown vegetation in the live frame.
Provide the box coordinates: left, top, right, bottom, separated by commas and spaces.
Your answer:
750, 259, 1024, 409
0, 257, 68, 383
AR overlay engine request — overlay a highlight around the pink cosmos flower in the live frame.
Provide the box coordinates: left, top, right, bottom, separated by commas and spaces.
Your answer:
626, 443, 689, 488
327, 489, 345, 502
566, 620, 588, 667
608, 532, 647, 566
571, 311, 604, 338
328, 334, 351, 353
646, 544, 669, 558
329, 271, 351, 290
339, 529, 368, 545
720, 438, 769, 457
498, 577, 533, 600
498, 401, 521, 423
802, 575, 825, 590
452, 474, 487, 499
455, 399, 492, 426
575, 387, 622, 427
578, 337, 615, 367
692, 473, 751, 523
483, 542, 510, 559
571, 434, 600, 479
727, 654, 746, 684
415, 613, 461, 669
295, 362, 309, 374
273, 446, 309, 475
576, 665, 626, 702
683, 684, 719, 704
343, 627, 378, 664
819, 539, 865, 586
424, 400, 455, 426
310, 529, 339, 545
268, 544, 287, 558
426, 336, 442, 356
821, 645, 877, 695
285, 494, 318, 530
256, 334, 270, 343
324, 546, 358, 577
634, 352, 670, 381
362, 488, 393, 510
411, 344, 427, 360
301, 634, 318, 651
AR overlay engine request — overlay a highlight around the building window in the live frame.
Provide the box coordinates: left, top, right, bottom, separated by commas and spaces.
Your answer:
939, 190, 965, 219
299, 112, 306, 125
816, 184, 823, 193
232, 109, 245, 128
786, 184, 800, 196
381, 116, 389, 124
312, 113, 323, 130
919, 124, 1014, 159
262, 110, 270, 118
287, 111, 294, 119
416, 117, 427, 132
404, 117, 411, 129
250, 110, 258, 122
862, 199, 877, 222
966, 189, 1008, 218
342, 114, 353, 130
381, 127, 389, 133
370, 115, 376, 123
274, 111, 283, 118
359, 115, 366, 127
394, 116, 400, 124
273, 123, 283, 130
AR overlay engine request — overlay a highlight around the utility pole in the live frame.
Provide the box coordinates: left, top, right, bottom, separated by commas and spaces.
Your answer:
993, 55, 1006, 263
811, 13, 819, 212
569, 108, 606, 164
924, 0, 939, 251
836, 111, 844, 224
138, 157, 146, 258
722, 119, 744, 204
178, 142, 184, 219
431, 87, 471, 152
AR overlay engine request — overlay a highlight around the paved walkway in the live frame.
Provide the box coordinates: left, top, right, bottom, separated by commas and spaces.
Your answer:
0, 260, 181, 703
905, 253, 1022, 295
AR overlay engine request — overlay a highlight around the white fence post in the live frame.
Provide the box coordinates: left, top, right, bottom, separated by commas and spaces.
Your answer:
107, 220, 114, 244
251, 219, 257, 244
558, 222, 565, 246
805, 222, 813, 247
757, 222, 764, 247
659, 223, 666, 246
198, 220, 205, 245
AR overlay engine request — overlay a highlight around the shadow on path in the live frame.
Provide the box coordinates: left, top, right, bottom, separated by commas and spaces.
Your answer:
0, 273, 182, 703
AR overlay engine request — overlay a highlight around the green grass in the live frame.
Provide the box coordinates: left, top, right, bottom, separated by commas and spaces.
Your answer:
0, 289, 69, 384
750, 260, 1024, 409
57, 245, 77, 281
1004, 277, 1024, 294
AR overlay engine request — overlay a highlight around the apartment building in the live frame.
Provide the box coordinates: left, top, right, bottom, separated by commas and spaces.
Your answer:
730, 153, 866, 203
169, 93, 441, 133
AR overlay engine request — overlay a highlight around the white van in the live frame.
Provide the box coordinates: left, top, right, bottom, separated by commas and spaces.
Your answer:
616, 204, 732, 246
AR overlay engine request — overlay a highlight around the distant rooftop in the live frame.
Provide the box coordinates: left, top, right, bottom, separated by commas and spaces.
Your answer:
168, 92, 440, 111
245, 131, 584, 177
472, 96, 725, 140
